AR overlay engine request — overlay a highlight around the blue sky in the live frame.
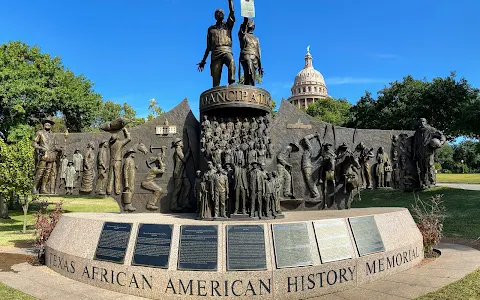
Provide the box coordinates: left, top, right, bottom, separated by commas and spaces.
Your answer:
1, 0, 479, 119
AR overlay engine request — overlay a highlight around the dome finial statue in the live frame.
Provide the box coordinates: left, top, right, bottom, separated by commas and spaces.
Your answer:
307, 45, 310, 54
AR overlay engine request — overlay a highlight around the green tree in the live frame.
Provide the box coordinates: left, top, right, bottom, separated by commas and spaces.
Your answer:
93, 100, 145, 129
453, 140, 480, 171
348, 72, 480, 138
0, 41, 102, 134
147, 98, 164, 120
435, 143, 455, 171
0, 138, 35, 221
306, 97, 352, 126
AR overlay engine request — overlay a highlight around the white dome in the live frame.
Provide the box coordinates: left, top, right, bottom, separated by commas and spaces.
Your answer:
294, 67, 326, 87
287, 47, 328, 109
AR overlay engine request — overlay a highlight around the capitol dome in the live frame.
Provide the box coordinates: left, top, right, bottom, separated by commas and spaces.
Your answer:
288, 47, 328, 109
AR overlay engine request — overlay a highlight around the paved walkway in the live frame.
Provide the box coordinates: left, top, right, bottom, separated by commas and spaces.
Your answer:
0, 243, 479, 300
437, 183, 480, 191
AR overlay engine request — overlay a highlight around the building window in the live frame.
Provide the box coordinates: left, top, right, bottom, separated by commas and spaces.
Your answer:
297, 88, 300, 94
308, 87, 311, 92
303, 87, 306, 92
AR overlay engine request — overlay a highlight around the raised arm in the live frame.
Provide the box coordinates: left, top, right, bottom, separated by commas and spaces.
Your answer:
227, 0, 235, 29
122, 128, 131, 146
228, 0, 234, 15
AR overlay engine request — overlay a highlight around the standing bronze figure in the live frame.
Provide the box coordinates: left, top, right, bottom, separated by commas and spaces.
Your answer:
198, 0, 236, 87
96, 140, 108, 195
80, 142, 95, 193
32, 117, 63, 194
122, 148, 137, 212
170, 138, 192, 212
238, 17, 263, 86
107, 128, 131, 195
412, 118, 445, 189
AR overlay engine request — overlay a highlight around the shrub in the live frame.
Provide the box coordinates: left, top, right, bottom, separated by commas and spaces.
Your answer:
411, 194, 446, 257
33, 201, 64, 264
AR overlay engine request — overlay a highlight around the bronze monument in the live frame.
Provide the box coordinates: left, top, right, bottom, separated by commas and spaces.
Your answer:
198, 0, 236, 87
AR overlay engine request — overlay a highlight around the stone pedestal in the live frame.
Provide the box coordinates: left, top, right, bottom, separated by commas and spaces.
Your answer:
46, 208, 423, 300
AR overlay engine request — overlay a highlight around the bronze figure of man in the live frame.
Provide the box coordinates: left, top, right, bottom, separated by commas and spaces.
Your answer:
107, 128, 131, 195
238, 17, 263, 86
412, 118, 445, 189
32, 117, 62, 194
198, 0, 236, 87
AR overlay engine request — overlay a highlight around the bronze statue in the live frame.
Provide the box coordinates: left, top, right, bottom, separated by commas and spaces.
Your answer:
107, 128, 131, 195
318, 143, 336, 207
276, 145, 294, 198
238, 17, 263, 86
264, 172, 275, 217
272, 171, 282, 215
356, 142, 374, 189
194, 170, 203, 213
73, 150, 83, 174
213, 164, 229, 218
170, 138, 192, 212
197, 0, 236, 87
337, 150, 360, 209
249, 161, 264, 218
32, 117, 63, 194
141, 150, 166, 211
233, 163, 248, 215
65, 161, 76, 195
300, 134, 321, 198
59, 154, 68, 188
413, 118, 446, 189
202, 161, 216, 219
96, 140, 108, 195
122, 148, 137, 212
375, 147, 390, 188
80, 142, 95, 193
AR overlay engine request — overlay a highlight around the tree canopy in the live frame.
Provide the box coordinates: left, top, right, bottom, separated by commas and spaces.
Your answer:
306, 97, 352, 126
347, 72, 480, 139
147, 98, 164, 121
92, 100, 145, 129
0, 41, 103, 136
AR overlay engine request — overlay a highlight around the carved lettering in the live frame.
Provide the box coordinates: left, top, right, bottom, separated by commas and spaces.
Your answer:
366, 247, 421, 276
200, 87, 272, 111
286, 267, 355, 293
165, 279, 271, 296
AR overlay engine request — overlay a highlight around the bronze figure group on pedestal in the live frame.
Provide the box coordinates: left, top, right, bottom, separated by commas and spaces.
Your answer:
198, 114, 279, 219
198, 0, 263, 87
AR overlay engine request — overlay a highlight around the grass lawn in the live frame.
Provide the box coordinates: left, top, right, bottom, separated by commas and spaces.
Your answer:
437, 173, 480, 184
0, 283, 36, 300
0, 195, 119, 247
416, 269, 480, 300
353, 187, 480, 240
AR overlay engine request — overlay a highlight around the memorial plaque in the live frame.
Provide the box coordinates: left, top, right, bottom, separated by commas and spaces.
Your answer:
94, 222, 132, 264
132, 224, 173, 268
272, 223, 313, 269
178, 225, 218, 271
227, 225, 267, 271
348, 216, 385, 256
313, 219, 353, 263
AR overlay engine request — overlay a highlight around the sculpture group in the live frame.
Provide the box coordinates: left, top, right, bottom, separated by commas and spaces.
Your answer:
198, 0, 263, 87
30, 0, 446, 218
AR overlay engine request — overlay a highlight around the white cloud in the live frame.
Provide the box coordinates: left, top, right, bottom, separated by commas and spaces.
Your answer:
325, 77, 388, 85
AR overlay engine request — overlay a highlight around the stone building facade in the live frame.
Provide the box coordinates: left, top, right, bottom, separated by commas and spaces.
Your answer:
287, 47, 328, 109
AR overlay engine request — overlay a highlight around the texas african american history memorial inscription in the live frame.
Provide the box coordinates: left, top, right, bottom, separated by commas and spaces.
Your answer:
44, 0, 432, 298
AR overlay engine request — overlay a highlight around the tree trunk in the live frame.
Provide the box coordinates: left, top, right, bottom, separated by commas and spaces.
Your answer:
0, 194, 9, 219
22, 197, 29, 234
